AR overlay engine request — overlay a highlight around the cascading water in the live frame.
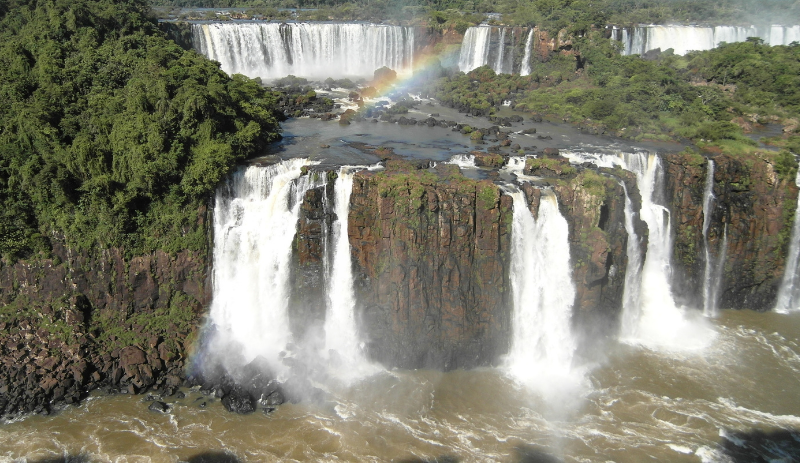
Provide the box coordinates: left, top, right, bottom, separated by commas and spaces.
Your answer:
445, 153, 476, 168
494, 28, 507, 74
206, 159, 316, 376
617, 25, 800, 55
561, 150, 713, 349
458, 26, 522, 74
505, 187, 582, 395
701, 159, 720, 317
774, 170, 800, 313
193, 22, 414, 80
323, 167, 377, 381
619, 182, 643, 337
615, 153, 713, 348
520, 29, 534, 76
458, 26, 492, 73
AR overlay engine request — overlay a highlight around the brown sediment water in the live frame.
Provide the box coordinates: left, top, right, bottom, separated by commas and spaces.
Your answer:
2, 310, 798, 462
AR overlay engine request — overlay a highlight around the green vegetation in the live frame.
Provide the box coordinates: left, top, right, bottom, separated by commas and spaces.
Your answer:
0, 0, 281, 261
421, 33, 800, 153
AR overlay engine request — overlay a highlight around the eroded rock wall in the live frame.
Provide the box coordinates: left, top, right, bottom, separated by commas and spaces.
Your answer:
347, 162, 513, 370
0, 238, 209, 415
664, 151, 798, 311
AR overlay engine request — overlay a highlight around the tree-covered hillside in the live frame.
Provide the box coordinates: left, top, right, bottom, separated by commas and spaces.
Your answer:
0, 0, 282, 261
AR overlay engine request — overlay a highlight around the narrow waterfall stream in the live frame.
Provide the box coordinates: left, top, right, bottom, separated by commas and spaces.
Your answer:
520, 29, 534, 76
701, 159, 719, 317
619, 182, 643, 338
323, 168, 377, 382
775, 170, 800, 312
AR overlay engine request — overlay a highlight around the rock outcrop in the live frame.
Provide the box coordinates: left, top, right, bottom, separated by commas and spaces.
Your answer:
0, 237, 208, 416
347, 162, 513, 370
664, 151, 799, 311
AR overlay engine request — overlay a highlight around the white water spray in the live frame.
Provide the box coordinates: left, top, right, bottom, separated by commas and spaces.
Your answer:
505, 188, 582, 394
775, 170, 800, 313
445, 154, 476, 168
208, 159, 315, 375
323, 168, 377, 382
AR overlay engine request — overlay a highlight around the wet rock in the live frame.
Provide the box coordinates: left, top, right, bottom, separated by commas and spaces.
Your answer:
148, 401, 169, 413
221, 386, 255, 414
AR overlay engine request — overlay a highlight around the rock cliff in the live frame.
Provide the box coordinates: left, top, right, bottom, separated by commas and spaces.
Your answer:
665, 151, 799, 311
0, 235, 209, 416
347, 162, 513, 370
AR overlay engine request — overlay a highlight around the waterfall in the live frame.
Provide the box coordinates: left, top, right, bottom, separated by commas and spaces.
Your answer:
520, 29, 534, 76
561, 150, 713, 349
494, 27, 507, 74
701, 159, 719, 317
620, 153, 713, 348
207, 159, 315, 375
192, 22, 414, 80
505, 188, 580, 392
619, 25, 800, 56
619, 182, 643, 337
774, 170, 800, 313
323, 167, 376, 381
458, 26, 526, 74
458, 26, 492, 73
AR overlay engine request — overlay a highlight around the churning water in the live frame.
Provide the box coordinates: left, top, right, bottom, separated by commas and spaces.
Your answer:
2, 310, 799, 462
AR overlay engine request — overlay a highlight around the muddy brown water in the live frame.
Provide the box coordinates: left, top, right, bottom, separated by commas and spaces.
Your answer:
2, 310, 799, 462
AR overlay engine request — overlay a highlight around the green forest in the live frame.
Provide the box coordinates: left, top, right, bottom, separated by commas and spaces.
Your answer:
0, 0, 282, 261
421, 35, 800, 167
1, 0, 799, 263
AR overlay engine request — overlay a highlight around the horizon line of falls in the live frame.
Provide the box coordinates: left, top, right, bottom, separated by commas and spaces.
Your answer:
613, 24, 800, 55
774, 169, 800, 312
563, 150, 714, 350
205, 160, 375, 383
192, 22, 415, 80
505, 187, 584, 395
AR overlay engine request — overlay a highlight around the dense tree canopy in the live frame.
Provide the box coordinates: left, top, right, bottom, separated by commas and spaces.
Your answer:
0, 0, 282, 260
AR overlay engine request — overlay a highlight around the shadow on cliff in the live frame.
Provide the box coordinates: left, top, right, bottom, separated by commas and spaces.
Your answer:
719, 428, 800, 462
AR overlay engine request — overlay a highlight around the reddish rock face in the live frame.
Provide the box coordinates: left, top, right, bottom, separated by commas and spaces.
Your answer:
347, 163, 513, 370
664, 151, 799, 311
0, 235, 207, 416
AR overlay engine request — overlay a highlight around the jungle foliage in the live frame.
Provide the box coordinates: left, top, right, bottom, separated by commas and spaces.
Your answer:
420, 33, 800, 151
0, 0, 282, 261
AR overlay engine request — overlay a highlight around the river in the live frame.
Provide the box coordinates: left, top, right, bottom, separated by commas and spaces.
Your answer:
1, 309, 798, 462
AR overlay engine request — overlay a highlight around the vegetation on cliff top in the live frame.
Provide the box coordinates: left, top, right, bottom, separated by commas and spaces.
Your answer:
420, 34, 800, 165
0, 0, 281, 261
